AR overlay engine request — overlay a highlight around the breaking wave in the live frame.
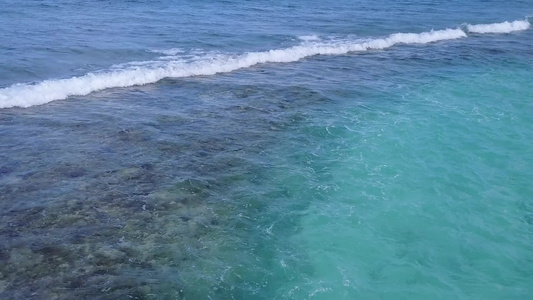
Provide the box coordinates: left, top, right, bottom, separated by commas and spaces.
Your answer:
0, 19, 529, 108
466, 19, 530, 33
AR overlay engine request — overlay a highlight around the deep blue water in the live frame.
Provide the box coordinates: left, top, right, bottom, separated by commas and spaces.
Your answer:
1, 0, 532, 299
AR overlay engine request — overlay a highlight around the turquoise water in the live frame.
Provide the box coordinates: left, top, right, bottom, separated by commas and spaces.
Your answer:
1, 0, 532, 299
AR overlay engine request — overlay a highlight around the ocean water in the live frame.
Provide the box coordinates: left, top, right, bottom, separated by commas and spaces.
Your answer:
1, 0, 532, 299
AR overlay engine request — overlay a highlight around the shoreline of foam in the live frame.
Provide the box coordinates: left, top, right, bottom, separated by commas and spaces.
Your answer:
0, 19, 530, 109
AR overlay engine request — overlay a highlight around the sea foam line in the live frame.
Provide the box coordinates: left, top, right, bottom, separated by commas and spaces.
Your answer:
465, 19, 530, 34
0, 19, 529, 109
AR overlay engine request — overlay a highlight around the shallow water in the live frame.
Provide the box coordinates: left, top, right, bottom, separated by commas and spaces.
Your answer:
1, 0, 533, 299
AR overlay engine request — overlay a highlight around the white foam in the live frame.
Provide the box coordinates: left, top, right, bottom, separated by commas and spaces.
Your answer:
0, 27, 488, 108
149, 48, 185, 56
466, 19, 530, 33
298, 35, 321, 42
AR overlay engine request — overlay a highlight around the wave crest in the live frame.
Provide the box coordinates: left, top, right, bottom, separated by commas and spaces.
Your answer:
466, 20, 530, 33
0, 19, 529, 109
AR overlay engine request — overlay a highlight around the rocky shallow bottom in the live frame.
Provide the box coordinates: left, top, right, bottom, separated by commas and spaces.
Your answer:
1, 171, 230, 298
0, 82, 325, 299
